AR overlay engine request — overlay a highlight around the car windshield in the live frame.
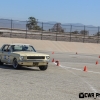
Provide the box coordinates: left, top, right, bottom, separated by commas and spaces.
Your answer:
11, 45, 36, 52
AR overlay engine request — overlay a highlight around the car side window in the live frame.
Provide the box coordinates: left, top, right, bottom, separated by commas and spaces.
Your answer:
2, 45, 10, 52
7, 46, 11, 52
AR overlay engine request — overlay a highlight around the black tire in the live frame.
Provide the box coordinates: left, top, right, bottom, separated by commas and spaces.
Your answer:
0, 60, 3, 65
39, 65, 48, 71
13, 58, 20, 69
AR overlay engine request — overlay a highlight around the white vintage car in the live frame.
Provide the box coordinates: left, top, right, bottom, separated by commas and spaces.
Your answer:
0, 43, 50, 70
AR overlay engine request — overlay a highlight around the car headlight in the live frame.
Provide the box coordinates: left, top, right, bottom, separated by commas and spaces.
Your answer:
19, 56, 24, 61
46, 56, 50, 59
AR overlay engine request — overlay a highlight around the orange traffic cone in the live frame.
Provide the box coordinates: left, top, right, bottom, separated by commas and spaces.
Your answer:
96, 61, 98, 65
52, 58, 54, 62
57, 61, 60, 66
83, 66, 87, 72
52, 52, 54, 54
55, 61, 57, 63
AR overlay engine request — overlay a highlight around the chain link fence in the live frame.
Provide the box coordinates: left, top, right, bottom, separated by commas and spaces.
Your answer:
0, 18, 100, 43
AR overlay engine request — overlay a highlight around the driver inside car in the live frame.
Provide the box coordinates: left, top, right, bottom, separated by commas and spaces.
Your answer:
22, 46, 28, 51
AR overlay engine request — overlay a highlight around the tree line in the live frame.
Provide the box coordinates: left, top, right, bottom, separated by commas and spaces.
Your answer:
26, 17, 99, 36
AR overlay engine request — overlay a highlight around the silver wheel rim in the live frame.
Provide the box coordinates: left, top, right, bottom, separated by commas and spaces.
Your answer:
13, 59, 18, 68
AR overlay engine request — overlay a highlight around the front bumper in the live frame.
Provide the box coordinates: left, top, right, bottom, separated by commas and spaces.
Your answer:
18, 59, 49, 67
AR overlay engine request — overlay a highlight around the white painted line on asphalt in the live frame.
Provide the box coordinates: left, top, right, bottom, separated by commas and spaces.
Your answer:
88, 70, 100, 74
54, 62, 98, 93
61, 65, 100, 74
67, 69, 98, 93
61, 65, 82, 71
54, 62, 100, 74
60, 62, 97, 65
60, 65, 100, 74
83, 80, 97, 93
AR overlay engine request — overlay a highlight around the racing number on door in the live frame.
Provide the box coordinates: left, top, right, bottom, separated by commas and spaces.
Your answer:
2, 45, 11, 63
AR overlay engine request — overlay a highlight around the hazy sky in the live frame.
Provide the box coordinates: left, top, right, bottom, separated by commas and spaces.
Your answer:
0, 0, 100, 26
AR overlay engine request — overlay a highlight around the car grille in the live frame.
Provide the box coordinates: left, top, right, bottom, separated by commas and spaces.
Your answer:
27, 56, 45, 59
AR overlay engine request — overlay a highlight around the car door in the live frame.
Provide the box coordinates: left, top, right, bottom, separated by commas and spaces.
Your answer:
1, 45, 11, 63
6, 45, 12, 64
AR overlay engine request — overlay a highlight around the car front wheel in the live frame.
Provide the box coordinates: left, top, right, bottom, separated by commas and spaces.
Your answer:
13, 58, 20, 69
39, 65, 48, 71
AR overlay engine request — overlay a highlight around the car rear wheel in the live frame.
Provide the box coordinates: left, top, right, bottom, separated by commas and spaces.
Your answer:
0, 60, 3, 65
13, 58, 20, 69
39, 65, 48, 71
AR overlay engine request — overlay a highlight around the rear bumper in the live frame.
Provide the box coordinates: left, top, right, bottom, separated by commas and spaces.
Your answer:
18, 59, 49, 66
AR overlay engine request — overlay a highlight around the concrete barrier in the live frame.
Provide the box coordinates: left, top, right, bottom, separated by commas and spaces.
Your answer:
0, 37, 100, 54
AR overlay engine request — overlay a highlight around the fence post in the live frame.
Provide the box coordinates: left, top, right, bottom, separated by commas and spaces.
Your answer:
25, 21, 27, 39
41, 22, 43, 40
83, 25, 85, 43
70, 25, 72, 42
98, 26, 99, 43
56, 23, 58, 41
10, 19, 12, 38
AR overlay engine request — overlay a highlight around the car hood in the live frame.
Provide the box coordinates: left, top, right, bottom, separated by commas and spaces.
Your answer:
12, 51, 49, 56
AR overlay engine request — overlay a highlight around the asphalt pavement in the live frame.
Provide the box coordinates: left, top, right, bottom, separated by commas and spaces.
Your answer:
0, 51, 100, 100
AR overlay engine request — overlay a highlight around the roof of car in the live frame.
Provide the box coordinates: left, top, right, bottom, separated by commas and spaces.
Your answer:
5, 43, 30, 45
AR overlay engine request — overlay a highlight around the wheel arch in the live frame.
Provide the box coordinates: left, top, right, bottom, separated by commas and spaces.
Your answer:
13, 58, 16, 61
